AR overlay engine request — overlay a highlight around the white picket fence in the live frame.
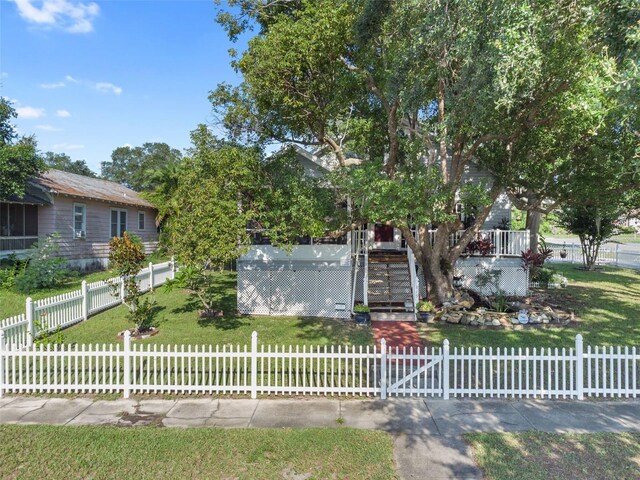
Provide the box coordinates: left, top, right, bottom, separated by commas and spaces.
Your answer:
0, 260, 176, 349
0, 333, 637, 400
547, 241, 640, 269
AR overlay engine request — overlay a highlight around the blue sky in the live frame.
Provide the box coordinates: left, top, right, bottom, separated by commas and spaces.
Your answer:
1, 0, 246, 173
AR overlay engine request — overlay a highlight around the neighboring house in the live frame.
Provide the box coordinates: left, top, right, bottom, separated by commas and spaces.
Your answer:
0, 170, 158, 270
238, 147, 530, 320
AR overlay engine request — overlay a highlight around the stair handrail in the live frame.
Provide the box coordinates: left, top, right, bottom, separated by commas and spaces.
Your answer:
406, 247, 419, 318
350, 228, 365, 312
363, 228, 369, 306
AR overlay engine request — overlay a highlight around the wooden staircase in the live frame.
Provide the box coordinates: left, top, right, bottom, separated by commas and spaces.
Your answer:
367, 250, 414, 316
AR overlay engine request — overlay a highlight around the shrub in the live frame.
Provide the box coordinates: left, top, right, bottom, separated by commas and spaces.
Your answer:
465, 238, 494, 256
165, 264, 219, 313
14, 234, 75, 293
109, 232, 155, 335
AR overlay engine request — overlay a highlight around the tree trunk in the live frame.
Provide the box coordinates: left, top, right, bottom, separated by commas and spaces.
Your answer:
526, 210, 541, 253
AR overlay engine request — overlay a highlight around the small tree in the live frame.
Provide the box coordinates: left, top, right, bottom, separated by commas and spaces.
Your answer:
109, 232, 155, 335
557, 205, 619, 270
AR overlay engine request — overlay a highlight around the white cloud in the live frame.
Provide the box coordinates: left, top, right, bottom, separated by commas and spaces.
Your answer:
13, 0, 100, 34
36, 124, 62, 131
52, 143, 84, 150
40, 81, 65, 89
121, 143, 132, 148
56, 109, 71, 117
16, 106, 46, 119
42, 75, 123, 95
94, 82, 122, 95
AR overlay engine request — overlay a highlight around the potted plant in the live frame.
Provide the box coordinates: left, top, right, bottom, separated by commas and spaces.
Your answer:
353, 303, 371, 325
559, 242, 568, 259
416, 300, 435, 322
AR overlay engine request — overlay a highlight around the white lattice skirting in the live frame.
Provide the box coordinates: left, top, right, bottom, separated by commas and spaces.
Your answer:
237, 264, 352, 319
418, 257, 529, 298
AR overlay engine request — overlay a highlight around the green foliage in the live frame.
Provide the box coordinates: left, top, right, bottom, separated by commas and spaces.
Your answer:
34, 319, 65, 346
101, 142, 182, 191
416, 300, 435, 312
212, 0, 615, 302
557, 205, 621, 270
164, 265, 219, 312
0, 98, 43, 200
353, 303, 370, 313
14, 234, 75, 294
108, 232, 155, 334
41, 152, 96, 177
0, 255, 25, 290
261, 148, 345, 243
169, 126, 262, 270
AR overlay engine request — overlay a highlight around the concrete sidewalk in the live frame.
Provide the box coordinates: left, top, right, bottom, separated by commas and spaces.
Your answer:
1, 396, 639, 479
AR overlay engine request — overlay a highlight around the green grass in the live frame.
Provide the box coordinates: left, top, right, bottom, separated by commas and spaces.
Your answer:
420, 266, 640, 348
62, 272, 373, 347
467, 432, 640, 480
0, 425, 397, 480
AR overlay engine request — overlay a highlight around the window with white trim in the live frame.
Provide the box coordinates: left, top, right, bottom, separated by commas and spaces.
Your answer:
73, 203, 86, 239
138, 211, 145, 230
110, 208, 128, 238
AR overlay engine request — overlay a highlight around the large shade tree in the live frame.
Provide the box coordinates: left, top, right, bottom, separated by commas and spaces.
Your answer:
0, 98, 42, 200
41, 151, 97, 177
213, 0, 622, 302
101, 142, 183, 191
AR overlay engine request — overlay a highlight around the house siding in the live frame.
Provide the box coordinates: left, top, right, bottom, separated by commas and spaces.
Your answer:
460, 162, 511, 229
38, 195, 158, 263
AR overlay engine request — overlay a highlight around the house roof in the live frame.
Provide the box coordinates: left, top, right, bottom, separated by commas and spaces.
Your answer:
33, 170, 155, 209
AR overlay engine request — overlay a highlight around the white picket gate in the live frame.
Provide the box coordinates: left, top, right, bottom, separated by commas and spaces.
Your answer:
0, 259, 176, 349
1, 333, 637, 400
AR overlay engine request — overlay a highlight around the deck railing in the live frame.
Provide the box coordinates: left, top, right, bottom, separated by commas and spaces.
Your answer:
427, 229, 529, 257
0, 236, 39, 253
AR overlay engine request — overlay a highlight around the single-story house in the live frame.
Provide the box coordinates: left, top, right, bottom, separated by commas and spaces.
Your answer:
0, 170, 159, 270
238, 147, 530, 319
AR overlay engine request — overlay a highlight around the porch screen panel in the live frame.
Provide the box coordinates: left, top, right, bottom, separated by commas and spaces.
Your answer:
24, 205, 38, 236
0, 203, 8, 236
8, 204, 24, 236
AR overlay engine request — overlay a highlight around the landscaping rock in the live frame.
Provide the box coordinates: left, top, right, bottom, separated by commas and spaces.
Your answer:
510, 317, 519, 325
447, 313, 463, 324
491, 319, 501, 326
457, 293, 475, 309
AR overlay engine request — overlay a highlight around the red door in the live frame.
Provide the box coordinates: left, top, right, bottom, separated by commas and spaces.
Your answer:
374, 224, 394, 242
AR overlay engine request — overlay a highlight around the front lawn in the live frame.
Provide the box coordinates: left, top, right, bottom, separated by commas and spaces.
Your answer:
62, 272, 373, 347
0, 425, 397, 480
467, 431, 640, 480
420, 266, 640, 348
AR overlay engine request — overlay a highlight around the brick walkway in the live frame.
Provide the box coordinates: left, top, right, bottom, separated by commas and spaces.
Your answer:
371, 321, 424, 350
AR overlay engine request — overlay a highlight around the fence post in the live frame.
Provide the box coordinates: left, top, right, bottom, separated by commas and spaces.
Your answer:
442, 339, 450, 400
380, 338, 387, 400
170, 256, 176, 280
494, 229, 501, 257
251, 331, 258, 399
149, 262, 154, 290
26, 297, 34, 348
0, 329, 5, 399
81, 280, 88, 321
120, 278, 126, 304
575, 334, 584, 400
123, 330, 131, 399
615, 244, 619, 266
